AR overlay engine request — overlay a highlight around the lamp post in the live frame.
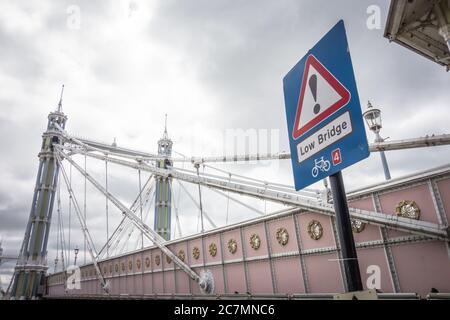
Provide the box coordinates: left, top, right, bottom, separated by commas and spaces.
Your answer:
74, 247, 79, 266
363, 101, 391, 180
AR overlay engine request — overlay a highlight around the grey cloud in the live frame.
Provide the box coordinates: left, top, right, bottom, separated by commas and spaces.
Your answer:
0, 1, 449, 288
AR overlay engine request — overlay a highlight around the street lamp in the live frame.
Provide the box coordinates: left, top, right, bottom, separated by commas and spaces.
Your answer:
363, 101, 391, 180
74, 247, 79, 266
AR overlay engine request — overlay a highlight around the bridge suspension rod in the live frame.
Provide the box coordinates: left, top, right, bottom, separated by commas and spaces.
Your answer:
56, 154, 109, 293
68, 130, 450, 163
56, 148, 201, 282
97, 176, 155, 259
58, 145, 448, 241
176, 180, 217, 229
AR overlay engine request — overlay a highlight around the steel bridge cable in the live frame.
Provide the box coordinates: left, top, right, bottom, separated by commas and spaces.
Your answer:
133, 195, 154, 251
138, 169, 144, 250
169, 164, 321, 201
226, 173, 231, 225
201, 163, 319, 194
56, 148, 201, 282
206, 186, 266, 216
123, 190, 154, 253
56, 175, 67, 272
55, 178, 60, 272
68, 163, 72, 265
55, 153, 109, 293
110, 182, 156, 255
54, 144, 449, 241
120, 183, 156, 254
83, 153, 87, 264
176, 180, 217, 229
97, 174, 154, 258
57, 126, 450, 162
172, 150, 186, 237
105, 156, 109, 258
168, 179, 182, 238
99, 179, 155, 258
60, 143, 319, 201
116, 186, 156, 255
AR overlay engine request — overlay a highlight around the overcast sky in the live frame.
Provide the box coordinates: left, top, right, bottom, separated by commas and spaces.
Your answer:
1, 0, 449, 289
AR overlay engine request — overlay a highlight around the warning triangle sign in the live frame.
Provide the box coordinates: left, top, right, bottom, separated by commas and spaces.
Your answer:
292, 54, 350, 140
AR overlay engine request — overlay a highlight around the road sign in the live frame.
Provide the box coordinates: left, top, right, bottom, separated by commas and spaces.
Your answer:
293, 55, 350, 139
283, 20, 369, 190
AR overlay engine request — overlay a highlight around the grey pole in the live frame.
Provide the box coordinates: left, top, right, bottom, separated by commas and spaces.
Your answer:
375, 133, 391, 180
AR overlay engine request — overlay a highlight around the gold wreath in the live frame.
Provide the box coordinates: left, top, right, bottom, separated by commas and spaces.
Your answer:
192, 247, 200, 260
250, 234, 261, 250
227, 239, 238, 254
209, 243, 217, 257
276, 228, 289, 246
307, 220, 323, 240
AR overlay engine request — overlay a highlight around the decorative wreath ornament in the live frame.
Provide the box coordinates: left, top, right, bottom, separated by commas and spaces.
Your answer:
121, 262, 125, 272
178, 250, 185, 262
115, 264, 119, 272
155, 254, 161, 266
145, 257, 150, 268
227, 239, 238, 254
307, 220, 323, 240
276, 228, 289, 246
192, 247, 200, 260
128, 260, 133, 271
166, 255, 172, 264
250, 234, 261, 250
136, 259, 141, 270
351, 219, 366, 233
209, 243, 218, 257
396, 200, 421, 220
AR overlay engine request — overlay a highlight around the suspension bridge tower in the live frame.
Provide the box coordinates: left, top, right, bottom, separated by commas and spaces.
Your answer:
10, 87, 67, 299
154, 115, 173, 240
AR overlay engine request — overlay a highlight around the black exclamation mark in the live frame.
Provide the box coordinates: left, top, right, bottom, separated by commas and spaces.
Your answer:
309, 74, 320, 114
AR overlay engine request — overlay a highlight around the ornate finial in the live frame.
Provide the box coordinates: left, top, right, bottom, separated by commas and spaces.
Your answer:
112, 137, 117, 147
57, 84, 65, 112
163, 114, 169, 139
367, 100, 373, 109
165, 114, 168, 132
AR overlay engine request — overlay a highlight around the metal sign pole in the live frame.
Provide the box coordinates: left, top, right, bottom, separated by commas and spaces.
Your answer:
329, 171, 363, 292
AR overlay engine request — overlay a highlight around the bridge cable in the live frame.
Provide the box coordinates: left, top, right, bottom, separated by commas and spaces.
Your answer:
138, 168, 144, 249
68, 163, 72, 265
119, 188, 156, 254
225, 173, 231, 225
195, 164, 205, 233
97, 175, 154, 258
168, 179, 182, 238
105, 156, 110, 258
83, 153, 87, 264
107, 180, 155, 256
176, 179, 217, 229
56, 152, 109, 293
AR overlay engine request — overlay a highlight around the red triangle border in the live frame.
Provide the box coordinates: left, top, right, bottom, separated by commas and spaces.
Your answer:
292, 54, 351, 140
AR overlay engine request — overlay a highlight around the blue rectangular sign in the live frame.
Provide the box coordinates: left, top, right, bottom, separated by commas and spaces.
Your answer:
283, 20, 369, 191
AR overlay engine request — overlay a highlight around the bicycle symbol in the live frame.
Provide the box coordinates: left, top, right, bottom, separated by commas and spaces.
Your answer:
311, 156, 331, 178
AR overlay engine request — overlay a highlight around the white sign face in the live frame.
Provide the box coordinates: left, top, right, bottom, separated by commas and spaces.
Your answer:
296, 64, 342, 132
297, 111, 353, 163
